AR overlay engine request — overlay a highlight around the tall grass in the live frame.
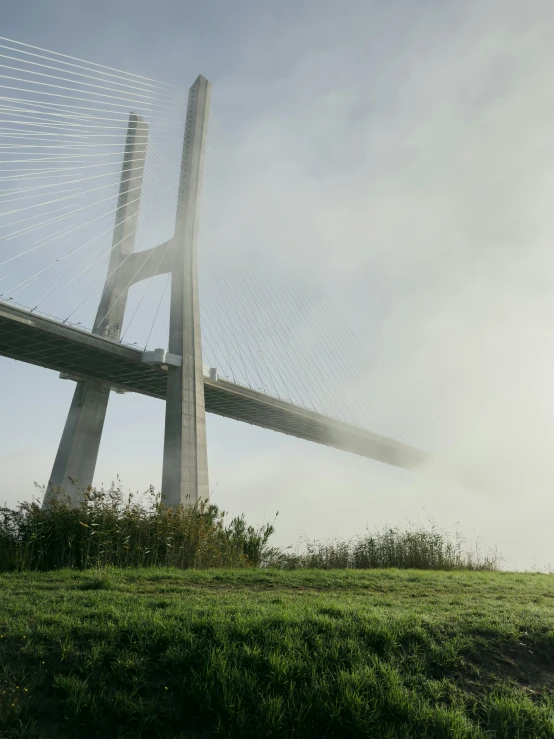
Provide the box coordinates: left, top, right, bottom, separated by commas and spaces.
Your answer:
274, 525, 499, 570
0, 484, 277, 572
0, 485, 499, 572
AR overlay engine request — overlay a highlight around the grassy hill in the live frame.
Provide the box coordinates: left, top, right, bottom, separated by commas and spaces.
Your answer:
1, 567, 553, 738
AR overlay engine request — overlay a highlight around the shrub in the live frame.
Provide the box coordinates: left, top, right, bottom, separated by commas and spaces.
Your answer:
0, 483, 276, 572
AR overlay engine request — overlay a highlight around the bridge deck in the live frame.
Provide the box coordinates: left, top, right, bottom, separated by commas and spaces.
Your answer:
0, 301, 427, 470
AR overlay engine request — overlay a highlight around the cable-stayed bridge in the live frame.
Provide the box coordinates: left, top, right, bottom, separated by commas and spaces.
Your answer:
0, 37, 429, 508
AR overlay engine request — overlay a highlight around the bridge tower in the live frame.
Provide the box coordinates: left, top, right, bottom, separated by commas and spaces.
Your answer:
161, 76, 211, 506
43, 112, 148, 508
43, 76, 211, 509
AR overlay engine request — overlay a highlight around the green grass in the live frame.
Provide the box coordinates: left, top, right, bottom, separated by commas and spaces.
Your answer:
1, 568, 553, 738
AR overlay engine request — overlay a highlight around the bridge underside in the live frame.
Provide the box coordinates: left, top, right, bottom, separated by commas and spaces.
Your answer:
0, 301, 428, 470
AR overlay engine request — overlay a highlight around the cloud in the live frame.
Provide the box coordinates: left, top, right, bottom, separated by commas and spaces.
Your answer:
197, 1, 554, 567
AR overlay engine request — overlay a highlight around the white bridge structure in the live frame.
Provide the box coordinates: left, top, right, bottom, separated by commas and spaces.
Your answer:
0, 38, 429, 508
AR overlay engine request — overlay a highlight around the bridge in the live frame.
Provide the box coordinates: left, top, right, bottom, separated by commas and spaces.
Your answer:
0, 37, 429, 508
0, 300, 427, 469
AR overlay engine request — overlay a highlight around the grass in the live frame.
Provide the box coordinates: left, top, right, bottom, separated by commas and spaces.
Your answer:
1, 567, 554, 738
278, 526, 499, 571
0, 484, 498, 573
0, 488, 546, 736
0, 485, 277, 571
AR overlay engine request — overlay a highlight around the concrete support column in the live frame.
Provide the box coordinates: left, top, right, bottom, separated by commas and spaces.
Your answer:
161, 76, 211, 507
43, 114, 148, 508
44, 381, 111, 507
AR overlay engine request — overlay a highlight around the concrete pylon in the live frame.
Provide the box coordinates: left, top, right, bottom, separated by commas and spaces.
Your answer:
161, 76, 211, 507
93, 113, 149, 339
43, 114, 148, 508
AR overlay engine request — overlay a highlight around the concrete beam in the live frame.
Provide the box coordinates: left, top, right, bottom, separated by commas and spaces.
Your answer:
117, 238, 175, 288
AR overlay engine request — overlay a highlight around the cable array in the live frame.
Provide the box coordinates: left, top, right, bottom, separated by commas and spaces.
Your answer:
0, 36, 185, 348
197, 111, 406, 441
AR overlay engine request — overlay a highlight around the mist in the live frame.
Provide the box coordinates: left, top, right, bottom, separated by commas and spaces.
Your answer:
2, 0, 554, 571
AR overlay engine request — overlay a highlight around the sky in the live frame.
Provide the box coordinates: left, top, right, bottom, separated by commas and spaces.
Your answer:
1, 0, 554, 571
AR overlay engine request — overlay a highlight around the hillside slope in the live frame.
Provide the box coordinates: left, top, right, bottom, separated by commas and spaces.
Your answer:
1, 568, 553, 738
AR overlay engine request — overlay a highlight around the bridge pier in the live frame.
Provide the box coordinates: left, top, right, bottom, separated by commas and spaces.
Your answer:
45, 381, 110, 506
